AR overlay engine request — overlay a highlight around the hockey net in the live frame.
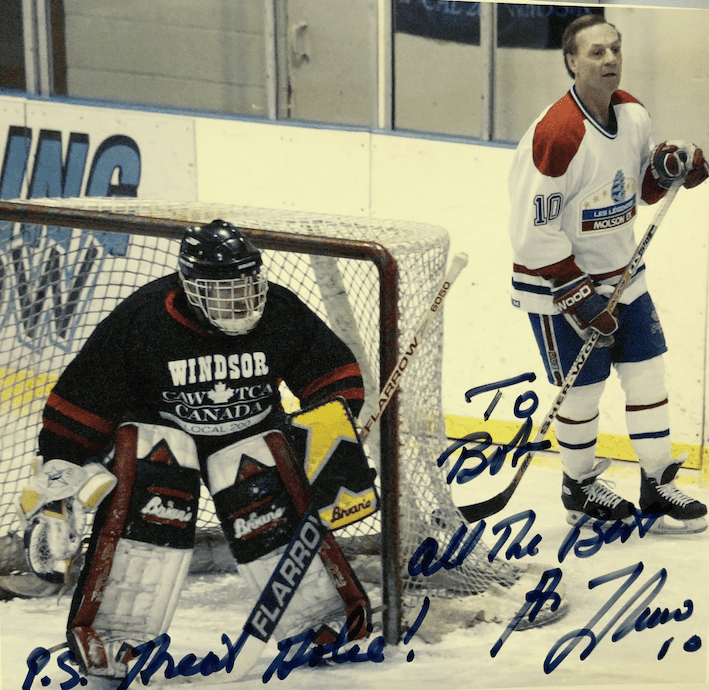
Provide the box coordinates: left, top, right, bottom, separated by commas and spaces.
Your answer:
0, 198, 543, 643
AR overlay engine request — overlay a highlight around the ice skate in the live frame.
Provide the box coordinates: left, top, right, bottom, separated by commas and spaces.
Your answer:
562, 461, 635, 527
640, 455, 707, 535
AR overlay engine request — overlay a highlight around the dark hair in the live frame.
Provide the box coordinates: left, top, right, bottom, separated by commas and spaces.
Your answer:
561, 15, 621, 79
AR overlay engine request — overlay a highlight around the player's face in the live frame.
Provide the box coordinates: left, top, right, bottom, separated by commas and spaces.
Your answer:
569, 24, 622, 97
207, 282, 258, 321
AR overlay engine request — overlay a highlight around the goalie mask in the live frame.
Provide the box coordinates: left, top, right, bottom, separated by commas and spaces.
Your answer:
178, 220, 268, 336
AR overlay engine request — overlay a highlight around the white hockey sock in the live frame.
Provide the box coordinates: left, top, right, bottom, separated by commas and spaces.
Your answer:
555, 382, 605, 480
617, 357, 672, 474
555, 413, 601, 480
625, 398, 672, 473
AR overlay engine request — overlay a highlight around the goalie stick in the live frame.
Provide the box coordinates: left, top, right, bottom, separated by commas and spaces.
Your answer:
187, 251, 470, 682
361, 252, 469, 440
459, 182, 682, 523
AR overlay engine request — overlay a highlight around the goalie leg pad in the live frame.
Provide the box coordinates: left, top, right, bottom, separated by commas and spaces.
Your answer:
206, 430, 371, 643
239, 540, 345, 642
67, 424, 200, 677
206, 433, 302, 564
265, 430, 372, 643
70, 541, 193, 677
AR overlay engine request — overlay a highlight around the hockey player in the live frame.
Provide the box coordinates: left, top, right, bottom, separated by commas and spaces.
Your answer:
507, 14, 709, 534
18, 219, 371, 680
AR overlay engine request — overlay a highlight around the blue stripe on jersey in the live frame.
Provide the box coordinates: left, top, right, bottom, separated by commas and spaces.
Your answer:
511, 279, 552, 295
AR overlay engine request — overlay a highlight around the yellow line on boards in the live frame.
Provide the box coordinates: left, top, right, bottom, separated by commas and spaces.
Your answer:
445, 414, 703, 472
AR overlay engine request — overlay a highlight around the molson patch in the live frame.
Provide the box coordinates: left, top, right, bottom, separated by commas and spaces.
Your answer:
580, 170, 637, 235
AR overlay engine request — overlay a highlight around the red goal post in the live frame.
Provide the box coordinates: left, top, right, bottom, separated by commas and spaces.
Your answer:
0, 198, 530, 644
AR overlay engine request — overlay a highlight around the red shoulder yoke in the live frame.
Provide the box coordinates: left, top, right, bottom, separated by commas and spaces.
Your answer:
532, 92, 586, 178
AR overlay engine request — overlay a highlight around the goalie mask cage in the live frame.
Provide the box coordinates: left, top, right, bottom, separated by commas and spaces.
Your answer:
0, 198, 522, 645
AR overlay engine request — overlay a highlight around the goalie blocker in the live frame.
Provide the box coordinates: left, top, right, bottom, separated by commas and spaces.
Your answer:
65, 398, 376, 678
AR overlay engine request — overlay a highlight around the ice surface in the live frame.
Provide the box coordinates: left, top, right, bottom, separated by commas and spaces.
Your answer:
3, 457, 708, 690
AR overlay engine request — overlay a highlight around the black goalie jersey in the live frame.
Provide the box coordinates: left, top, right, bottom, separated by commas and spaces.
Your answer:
39, 273, 365, 464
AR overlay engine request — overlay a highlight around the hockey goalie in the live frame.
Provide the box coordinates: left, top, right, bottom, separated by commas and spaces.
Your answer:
18, 220, 377, 682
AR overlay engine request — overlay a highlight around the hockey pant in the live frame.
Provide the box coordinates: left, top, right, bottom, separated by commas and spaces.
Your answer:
67, 423, 201, 678
207, 429, 371, 645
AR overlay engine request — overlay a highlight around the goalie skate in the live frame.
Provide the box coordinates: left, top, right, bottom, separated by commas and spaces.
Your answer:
640, 456, 708, 535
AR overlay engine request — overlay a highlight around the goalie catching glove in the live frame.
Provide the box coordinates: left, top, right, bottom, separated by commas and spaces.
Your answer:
650, 141, 709, 190
18, 459, 117, 583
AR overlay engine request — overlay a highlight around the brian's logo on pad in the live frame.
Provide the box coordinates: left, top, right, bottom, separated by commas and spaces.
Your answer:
233, 508, 287, 539
141, 496, 194, 527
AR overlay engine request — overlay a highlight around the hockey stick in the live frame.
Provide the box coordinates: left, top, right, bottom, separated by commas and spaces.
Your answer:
459, 182, 682, 523
361, 251, 469, 440
214, 252, 470, 680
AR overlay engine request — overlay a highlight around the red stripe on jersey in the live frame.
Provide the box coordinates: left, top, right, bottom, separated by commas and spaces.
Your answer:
165, 288, 214, 337
589, 266, 626, 282
514, 259, 626, 285
296, 363, 363, 400
46, 392, 116, 435
41, 418, 107, 454
533, 92, 586, 178
514, 256, 583, 284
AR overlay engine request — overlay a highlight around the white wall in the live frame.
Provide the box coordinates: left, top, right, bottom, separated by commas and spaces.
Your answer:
63, 0, 267, 116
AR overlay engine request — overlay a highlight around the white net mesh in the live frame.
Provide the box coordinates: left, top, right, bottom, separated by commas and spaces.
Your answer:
0, 198, 521, 640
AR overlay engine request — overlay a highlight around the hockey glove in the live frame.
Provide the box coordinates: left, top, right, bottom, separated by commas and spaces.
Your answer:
651, 141, 709, 189
19, 459, 117, 583
552, 275, 618, 338
684, 146, 709, 189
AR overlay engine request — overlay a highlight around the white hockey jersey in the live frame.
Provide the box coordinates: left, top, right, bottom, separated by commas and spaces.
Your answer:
508, 86, 665, 315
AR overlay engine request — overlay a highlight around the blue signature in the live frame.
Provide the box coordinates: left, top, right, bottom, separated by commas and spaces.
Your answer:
261, 597, 431, 683
23, 632, 243, 690
408, 506, 663, 576
263, 598, 429, 681
421, 372, 703, 671
558, 511, 660, 562
543, 561, 698, 672
439, 373, 551, 484
22, 600, 430, 687
409, 509, 542, 578
23, 647, 87, 690
488, 561, 699, 670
